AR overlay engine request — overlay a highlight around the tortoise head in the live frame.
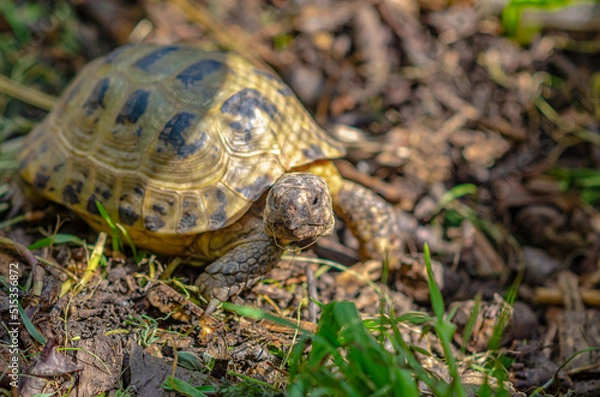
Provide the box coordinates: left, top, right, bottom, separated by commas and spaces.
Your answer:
263, 173, 335, 243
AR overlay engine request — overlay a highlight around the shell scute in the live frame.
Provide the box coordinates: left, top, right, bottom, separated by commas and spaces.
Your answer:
207, 187, 228, 230
177, 192, 204, 233
221, 156, 284, 201
142, 187, 180, 232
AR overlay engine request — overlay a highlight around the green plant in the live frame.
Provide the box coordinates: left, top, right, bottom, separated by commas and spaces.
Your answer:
502, 0, 581, 43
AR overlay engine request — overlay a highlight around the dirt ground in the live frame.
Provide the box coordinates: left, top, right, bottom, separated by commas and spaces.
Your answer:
1, 0, 599, 396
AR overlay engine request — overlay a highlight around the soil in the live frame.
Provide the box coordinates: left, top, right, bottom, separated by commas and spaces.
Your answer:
1, 0, 599, 396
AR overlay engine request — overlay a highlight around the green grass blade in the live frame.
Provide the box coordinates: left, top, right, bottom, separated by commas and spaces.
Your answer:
28, 233, 85, 250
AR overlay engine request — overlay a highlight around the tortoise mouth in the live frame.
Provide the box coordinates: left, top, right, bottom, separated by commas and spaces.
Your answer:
264, 221, 334, 242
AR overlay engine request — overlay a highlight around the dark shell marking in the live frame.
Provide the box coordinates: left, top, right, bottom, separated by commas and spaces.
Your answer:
236, 175, 271, 201
208, 189, 228, 229
278, 87, 294, 96
144, 215, 166, 232
118, 206, 140, 226
134, 46, 180, 71
158, 112, 208, 159
63, 185, 80, 205
95, 188, 112, 200
220, 88, 278, 120
178, 212, 199, 233
152, 204, 167, 215
83, 78, 110, 116
116, 90, 150, 125
34, 172, 50, 190
103, 44, 135, 64
176, 59, 223, 88
253, 69, 278, 81
86, 194, 100, 215
302, 144, 325, 160
228, 121, 254, 143
177, 198, 199, 233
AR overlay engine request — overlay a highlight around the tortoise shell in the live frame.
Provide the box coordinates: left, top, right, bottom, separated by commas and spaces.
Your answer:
18, 44, 345, 236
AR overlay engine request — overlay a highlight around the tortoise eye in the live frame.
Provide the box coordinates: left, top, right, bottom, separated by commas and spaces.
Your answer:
312, 197, 319, 205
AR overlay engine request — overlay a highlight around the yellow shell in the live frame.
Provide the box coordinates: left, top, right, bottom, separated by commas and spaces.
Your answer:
18, 44, 345, 249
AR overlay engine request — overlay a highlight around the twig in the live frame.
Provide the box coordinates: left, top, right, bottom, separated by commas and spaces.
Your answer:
305, 263, 318, 323
0, 237, 44, 297
0, 74, 56, 110
533, 288, 600, 307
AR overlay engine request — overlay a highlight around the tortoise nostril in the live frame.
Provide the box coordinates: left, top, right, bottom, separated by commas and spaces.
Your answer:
287, 220, 300, 230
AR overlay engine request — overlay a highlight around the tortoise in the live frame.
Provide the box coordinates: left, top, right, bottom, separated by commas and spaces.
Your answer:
18, 44, 402, 314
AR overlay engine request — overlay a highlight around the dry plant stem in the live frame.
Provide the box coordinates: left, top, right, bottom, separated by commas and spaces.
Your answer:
0, 211, 47, 229
263, 317, 317, 333
533, 288, 600, 307
75, 232, 107, 294
559, 271, 585, 311
160, 257, 182, 280
0, 237, 44, 297
35, 255, 78, 281
305, 263, 318, 323
0, 74, 56, 110
262, 293, 282, 316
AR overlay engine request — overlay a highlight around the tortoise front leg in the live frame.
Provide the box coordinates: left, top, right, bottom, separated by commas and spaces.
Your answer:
333, 180, 404, 267
195, 238, 283, 315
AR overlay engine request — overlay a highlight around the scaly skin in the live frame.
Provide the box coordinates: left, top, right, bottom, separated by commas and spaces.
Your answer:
333, 179, 403, 267
195, 232, 283, 315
